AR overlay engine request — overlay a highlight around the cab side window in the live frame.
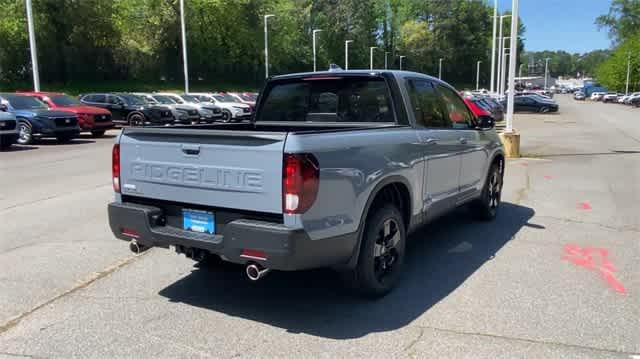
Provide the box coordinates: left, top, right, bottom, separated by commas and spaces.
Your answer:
407, 79, 450, 128
436, 85, 475, 129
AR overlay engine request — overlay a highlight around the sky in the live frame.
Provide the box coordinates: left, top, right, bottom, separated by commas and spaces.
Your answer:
499, 0, 613, 54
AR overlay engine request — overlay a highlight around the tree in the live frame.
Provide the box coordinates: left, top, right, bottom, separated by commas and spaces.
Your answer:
596, 0, 640, 44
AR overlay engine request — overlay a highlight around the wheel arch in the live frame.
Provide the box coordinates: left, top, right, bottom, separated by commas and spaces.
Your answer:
344, 175, 413, 269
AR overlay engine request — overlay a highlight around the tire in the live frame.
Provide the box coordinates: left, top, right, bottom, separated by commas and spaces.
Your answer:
221, 109, 232, 122
91, 130, 106, 137
472, 161, 503, 221
127, 113, 145, 127
539, 106, 550, 113
342, 205, 406, 298
17, 121, 33, 145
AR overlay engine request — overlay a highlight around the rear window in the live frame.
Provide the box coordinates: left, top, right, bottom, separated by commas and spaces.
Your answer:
258, 77, 394, 123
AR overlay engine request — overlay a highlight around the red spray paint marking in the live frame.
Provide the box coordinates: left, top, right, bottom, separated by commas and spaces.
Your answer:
544, 175, 554, 180
563, 244, 626, 294
578, 201, 592, 210
520, 163, 529, 167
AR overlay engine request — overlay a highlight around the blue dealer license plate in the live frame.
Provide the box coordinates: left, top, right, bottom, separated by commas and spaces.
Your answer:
182, 209, 215, 234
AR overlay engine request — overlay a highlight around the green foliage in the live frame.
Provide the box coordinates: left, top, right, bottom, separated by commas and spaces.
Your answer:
0, 0, 527, 90
521, 50, 611, 78
595, 0, 640, 44
596, 37, 640, 92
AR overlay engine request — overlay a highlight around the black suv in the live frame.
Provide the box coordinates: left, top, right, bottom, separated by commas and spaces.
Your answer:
80, 93, 174, 126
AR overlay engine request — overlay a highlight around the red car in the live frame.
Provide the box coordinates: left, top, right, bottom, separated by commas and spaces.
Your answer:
463, 97, 491, 118
17, 91, 113, 137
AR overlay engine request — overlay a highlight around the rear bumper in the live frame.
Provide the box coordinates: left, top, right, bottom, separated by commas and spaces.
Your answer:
108, 202, 356, 271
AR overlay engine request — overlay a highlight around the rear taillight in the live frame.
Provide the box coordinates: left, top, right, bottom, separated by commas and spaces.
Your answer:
112, 144, 120, 193
283, 154, 319, 214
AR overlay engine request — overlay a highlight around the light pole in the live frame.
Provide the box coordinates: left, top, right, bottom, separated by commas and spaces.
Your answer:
25, 0, 40, 91
490, 0, 498, 94
500, 37, 511, 96
179, 0, 189, 93
497, 15, 511, 95
345, 40, 353, 70
264, 14, 275, 78
385, 51, 389, 69
625, 52, 631, 95
505, 0, 519, 134
544, 57, 551, 90
369, 47, 377, 70
399, 56, 406, 70
438, 58, 443, 79
312, 29, 322, 72
476, 61, 482, 91
518, 63, 523, 78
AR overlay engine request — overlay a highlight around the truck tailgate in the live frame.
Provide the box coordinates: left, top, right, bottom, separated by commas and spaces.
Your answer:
118, 128, 286, 214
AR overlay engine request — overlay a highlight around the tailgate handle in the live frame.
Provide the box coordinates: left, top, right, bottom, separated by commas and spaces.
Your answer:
181, 144, 201, 156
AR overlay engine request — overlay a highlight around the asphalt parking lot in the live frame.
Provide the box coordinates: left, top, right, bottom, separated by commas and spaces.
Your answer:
1, 96, 639, 358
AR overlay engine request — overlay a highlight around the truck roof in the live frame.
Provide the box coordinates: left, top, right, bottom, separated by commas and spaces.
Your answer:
271, 69, 442, 83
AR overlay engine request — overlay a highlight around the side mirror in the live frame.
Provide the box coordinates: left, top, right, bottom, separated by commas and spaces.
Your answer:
0, 104, 7, 112
476, 115, 495, 130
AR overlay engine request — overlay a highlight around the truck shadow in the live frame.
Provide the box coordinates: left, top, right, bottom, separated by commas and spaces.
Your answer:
159, 202, 536, 339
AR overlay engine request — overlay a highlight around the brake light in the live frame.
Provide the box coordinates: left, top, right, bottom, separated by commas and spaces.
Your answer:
112, 144, 120, 193
283, 154, 319, 214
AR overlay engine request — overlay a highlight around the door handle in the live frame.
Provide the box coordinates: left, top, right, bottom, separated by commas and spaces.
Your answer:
459, 138, 468, 144
181, 144, 200, 155
424, 138, 438, 145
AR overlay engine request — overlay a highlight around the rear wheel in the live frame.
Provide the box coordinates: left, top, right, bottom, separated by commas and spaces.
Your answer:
91, 130, 106, 137
128, 113, 144, 127
17, 121, 32, 145
342, 205, 406, 298
472, 161, 503, 221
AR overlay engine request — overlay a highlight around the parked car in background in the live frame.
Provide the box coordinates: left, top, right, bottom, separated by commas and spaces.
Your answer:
227, 92, 258, 110
80, 93, 174, 127
189, 92, 252, 122
0, 94, 79, 145
574, 91, 586, 101
463, 97, 491, 119
473, 97, 504, 122
631, 96, 640, 108
134, 93, 200, 124
155, 93, 222, 123
17, 91, 113, 137
0, 109, 19, 150
624, 92, 640, 105
505, 95, 559, 113
602, 93, 620, 103
590, 92, 606, 101
108, 70, 504, 297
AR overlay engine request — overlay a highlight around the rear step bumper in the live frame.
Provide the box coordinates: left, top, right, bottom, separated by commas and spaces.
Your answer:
108, 202, 356, 271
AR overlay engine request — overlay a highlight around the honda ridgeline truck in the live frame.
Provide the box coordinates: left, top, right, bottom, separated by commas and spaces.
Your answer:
108, 70, 505, 297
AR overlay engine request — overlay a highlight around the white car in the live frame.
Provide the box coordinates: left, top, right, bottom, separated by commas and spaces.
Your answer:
602, 93, 619, 103
590, 92, 605, 101
189, 92, 252, 122
155, 93, 222, 123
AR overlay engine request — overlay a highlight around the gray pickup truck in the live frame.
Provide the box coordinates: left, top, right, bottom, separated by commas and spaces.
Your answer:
108, 70, 504, 297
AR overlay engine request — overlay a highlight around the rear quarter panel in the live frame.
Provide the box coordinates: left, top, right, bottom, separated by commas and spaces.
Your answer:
284, 127, 424, 240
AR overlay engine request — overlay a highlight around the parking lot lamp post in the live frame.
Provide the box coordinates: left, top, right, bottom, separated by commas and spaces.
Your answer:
385, 52, 389, 69
264, 14, 275, 78
500, 37, 511, 96
497, 15, 511, 95
179, 0, 189, 93
25, 0, 40, 91
519, 63, 523, 78
476, 61, 482, 90
369, 47, 377, 70
490, 0, 498, 94
438, 58, 443, 79
505, 0, 519, 134
625, 52, 631, 95
399, 56, 406, 70
312, 29, 322, 72
345, 40, 353, 70
544, 57, 551, 90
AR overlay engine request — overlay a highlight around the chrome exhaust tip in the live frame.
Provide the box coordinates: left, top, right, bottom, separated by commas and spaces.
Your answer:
129, 239, 147, 254
245, 263, 270, 281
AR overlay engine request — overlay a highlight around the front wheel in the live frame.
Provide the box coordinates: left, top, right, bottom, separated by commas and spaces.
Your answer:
17, 121, 33, 145
221, 109, 232, 122
128, 113, 145, 127
539, 106, 550, 113
342, 205, 406, 298
472, 162, 503, 221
